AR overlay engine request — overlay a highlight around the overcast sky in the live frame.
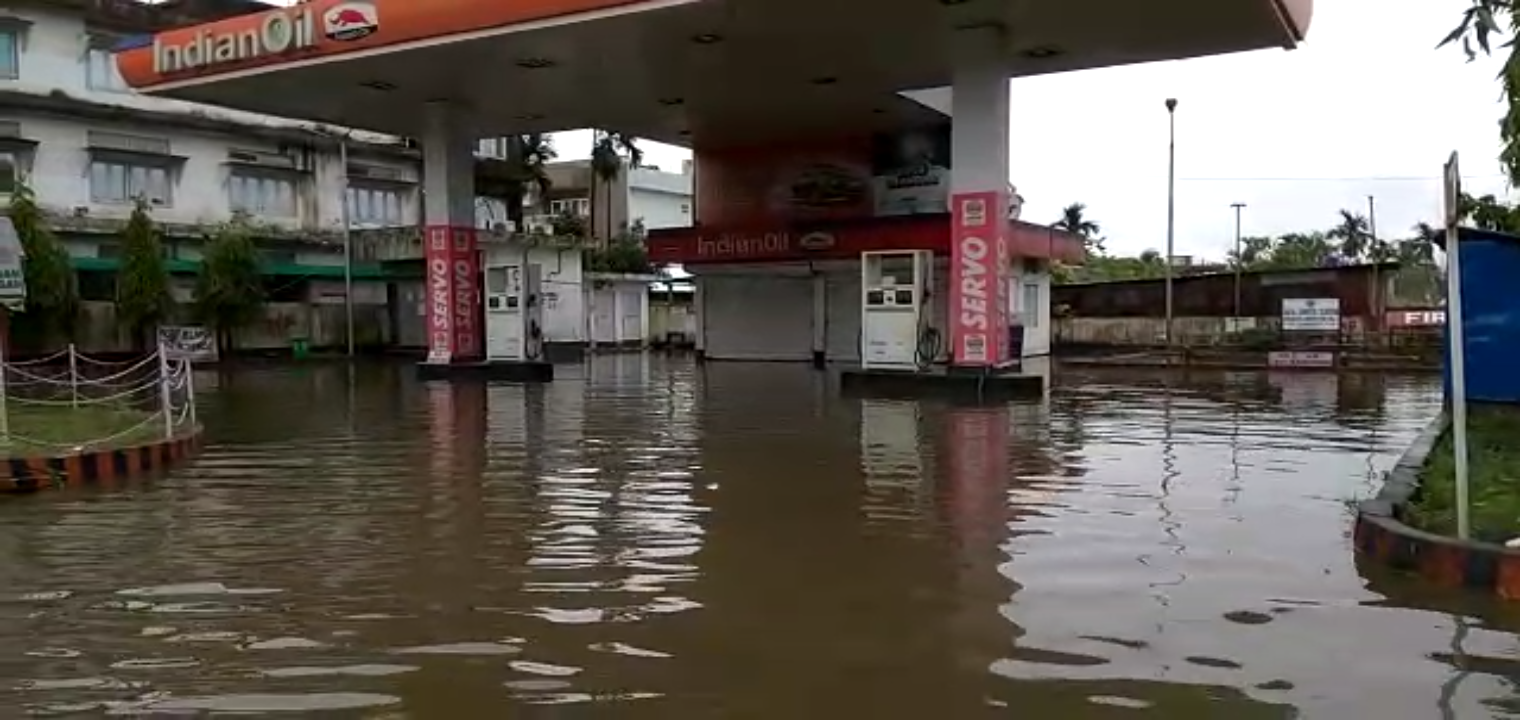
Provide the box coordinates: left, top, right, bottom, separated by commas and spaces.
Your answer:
267, 0, 1509, 259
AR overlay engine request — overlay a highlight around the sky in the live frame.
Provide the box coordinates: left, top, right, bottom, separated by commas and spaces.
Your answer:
263, 0, 1510, 260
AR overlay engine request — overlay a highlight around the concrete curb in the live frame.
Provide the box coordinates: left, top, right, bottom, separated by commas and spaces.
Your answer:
0, 428, 204, 494
1353, 414, 1520, 598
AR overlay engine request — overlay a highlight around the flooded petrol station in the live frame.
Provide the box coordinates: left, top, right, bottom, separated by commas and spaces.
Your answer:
0, 359, 1506, 718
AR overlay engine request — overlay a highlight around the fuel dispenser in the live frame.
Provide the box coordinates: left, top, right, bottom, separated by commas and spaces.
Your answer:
484, 262, 544, 361
860, 250, 937, 371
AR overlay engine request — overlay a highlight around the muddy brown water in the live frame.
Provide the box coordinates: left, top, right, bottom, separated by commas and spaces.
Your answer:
0, 357, 1511, 718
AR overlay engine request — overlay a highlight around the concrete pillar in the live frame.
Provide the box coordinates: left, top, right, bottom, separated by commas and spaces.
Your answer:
421, 101, 483, 363
811, 272, 826, 367
947, 26, 1014, 369
693, 276, 706, 360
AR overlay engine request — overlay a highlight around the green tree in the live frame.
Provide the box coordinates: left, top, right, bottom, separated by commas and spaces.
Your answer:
584, 219, 654, 275
588, 130, 642, 244
5, 182, 78, 346
1459, 192, 1520, 232
1327, 209, 1372, 261
1052, 203, 1104, 254
193, 216, 264, 355
1261, 231, 1335, 269
115, 199, 172, 351
1445, 2, 1520, 182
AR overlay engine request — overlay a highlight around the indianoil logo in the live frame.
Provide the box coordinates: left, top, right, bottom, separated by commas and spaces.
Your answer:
324, 1, 379, 42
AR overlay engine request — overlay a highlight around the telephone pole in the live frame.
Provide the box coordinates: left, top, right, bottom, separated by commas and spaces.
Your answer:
1231, 202, 1246, 321
1164, 98, 1177, 347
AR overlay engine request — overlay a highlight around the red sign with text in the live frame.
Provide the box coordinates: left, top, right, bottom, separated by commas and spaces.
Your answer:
949, 191, 1011, 367
645, 214, 1086, 265
424, 225, 482, 363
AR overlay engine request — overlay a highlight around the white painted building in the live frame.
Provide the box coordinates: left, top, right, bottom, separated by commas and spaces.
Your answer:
0, 0, 418, 248
0, 0, 600, 353
626, 163, 694, 231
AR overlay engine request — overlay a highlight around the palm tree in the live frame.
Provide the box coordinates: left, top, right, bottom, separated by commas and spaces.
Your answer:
480, 134, 556, 232
1053, 203, 1103, 254
1328, 209, 1371, 261
588, 130, 643, 245
1403, 222, 1440, 265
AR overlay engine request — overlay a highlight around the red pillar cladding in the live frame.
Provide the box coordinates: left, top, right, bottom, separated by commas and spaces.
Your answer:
424, 226, 483, 363
948, 190, 1012, 367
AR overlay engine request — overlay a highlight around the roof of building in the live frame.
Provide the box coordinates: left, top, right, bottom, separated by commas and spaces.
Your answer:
1055, 261, 1402, 289
21, 0, 275, 33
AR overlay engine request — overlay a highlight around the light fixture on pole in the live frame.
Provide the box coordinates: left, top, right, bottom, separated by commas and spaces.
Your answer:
1230, 202, 1246, 321
1164, 98, 1177, 348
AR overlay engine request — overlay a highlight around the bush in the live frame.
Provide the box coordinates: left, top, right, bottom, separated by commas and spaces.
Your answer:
193, 216, 263, 353
584, 241, 653, 275
116, 199, 172, 350
5, 183, 78, 347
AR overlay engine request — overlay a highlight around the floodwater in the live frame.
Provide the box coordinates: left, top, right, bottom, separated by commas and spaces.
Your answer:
0, 356, 1512, 718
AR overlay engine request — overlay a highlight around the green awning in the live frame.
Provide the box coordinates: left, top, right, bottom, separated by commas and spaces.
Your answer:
70, 257, 397, 280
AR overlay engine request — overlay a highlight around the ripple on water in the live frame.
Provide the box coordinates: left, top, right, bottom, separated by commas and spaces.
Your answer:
1088, 695, 1153, 709
261, 664, 418, 678
15, 677, 142, 692
109, 658, 201, 671
24, 648, 83, 659
505, 679, 574, 692
390, 641, 522, 656
589, 641, 671, 658
116, 583, 283, 598
241, 637, 328, 651
509, 660, 581, 677
107, 692, 401, 714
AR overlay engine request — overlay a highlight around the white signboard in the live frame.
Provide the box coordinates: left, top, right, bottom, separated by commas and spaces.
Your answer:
1268, 351, 1335, 368
158, 326, 218, 363
1281, 298, 1340, 332
0, 217, 26, 307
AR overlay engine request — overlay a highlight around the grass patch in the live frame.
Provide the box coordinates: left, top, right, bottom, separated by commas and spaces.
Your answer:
1407, 405, 1520, 541
0, 404, 165, 457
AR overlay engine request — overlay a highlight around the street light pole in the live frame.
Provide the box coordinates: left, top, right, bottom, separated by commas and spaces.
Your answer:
1164, 98, 1177, 348
339, 135, 355, 358
1367, 194, 1377, 244
1231, 202, 1246, 321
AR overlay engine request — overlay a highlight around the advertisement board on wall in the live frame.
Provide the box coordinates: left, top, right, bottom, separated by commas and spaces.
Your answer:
948, 190, 1010, 367
870, 124, 951, 217
1281, 298, 1340, 332
424, 226, 482, 363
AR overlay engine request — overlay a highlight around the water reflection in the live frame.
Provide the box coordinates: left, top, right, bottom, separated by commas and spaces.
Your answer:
0, 359, 1510, 717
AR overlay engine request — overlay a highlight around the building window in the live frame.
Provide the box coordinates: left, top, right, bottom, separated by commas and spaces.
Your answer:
0, 28, 18, 80
1022, 282, 1041, 328
347, 185, 406, 227
228, 172, 297, 217
476, 138, 506, 159
549, 198, 589, 217
86, 48, 129, 92
89, 159, 172, 206
0, 150, 18, 196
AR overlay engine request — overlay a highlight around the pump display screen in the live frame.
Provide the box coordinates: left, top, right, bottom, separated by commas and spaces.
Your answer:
878, 256, 914, 285
866, 289, 886, 306
894, 289, 914, 305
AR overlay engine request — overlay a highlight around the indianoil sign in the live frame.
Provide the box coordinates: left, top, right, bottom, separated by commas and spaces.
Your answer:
151, 7, 319, 75
147, 2, 380, 75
